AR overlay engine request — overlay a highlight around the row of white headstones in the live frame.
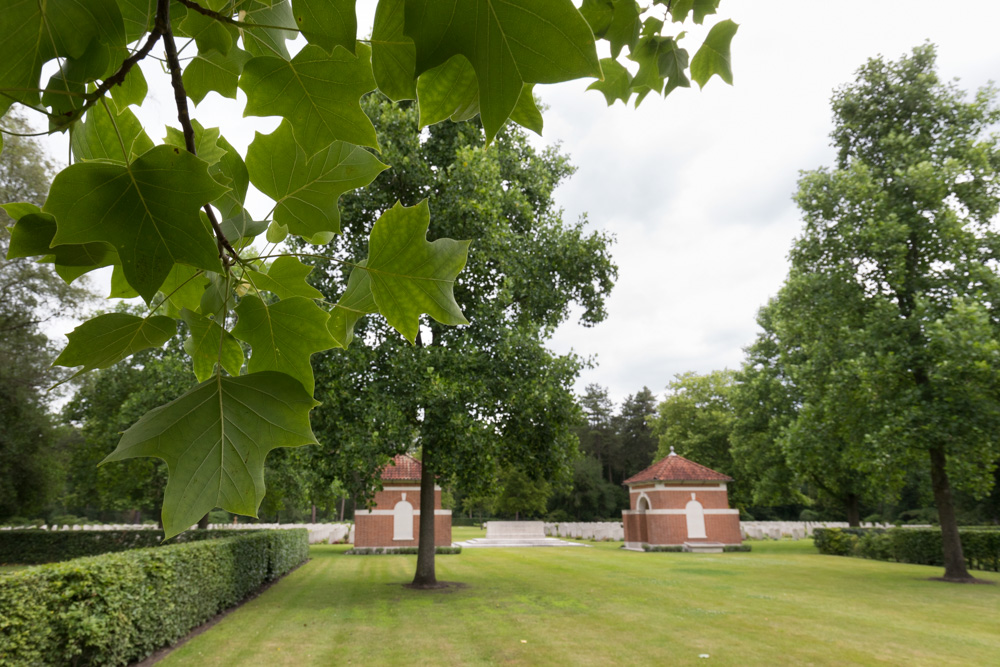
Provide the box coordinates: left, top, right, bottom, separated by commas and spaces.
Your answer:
3, 521, 918, 543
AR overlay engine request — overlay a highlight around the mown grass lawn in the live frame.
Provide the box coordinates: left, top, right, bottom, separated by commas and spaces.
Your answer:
160, 527, 1000, 666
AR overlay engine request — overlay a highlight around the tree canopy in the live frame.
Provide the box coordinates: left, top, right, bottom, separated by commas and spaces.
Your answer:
758, 44, 1000, 581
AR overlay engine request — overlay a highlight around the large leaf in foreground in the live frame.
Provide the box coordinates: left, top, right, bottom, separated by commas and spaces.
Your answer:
43, 145, 227, 301
403, 0, 600, 141
232, 295, 336, 393
54, 313, 176, 374
245, 121, 387, 240
362, 201, 470, 343
103, 372, 320, 538
240, 43, 378, 154
329, 259, 377, 347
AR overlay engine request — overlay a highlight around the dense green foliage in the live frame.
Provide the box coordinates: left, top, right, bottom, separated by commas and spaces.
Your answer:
0, 528, 269, 565
0, 0, 736, 539
0, 113, 91, 522
0, 529, 307, 666
730, 46, 1000, 578
814, 527, 1000, 572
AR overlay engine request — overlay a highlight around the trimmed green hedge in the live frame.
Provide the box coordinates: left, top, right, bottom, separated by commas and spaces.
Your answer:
813, 527, 1000, 572
0, 529, 276, 565
0, 530, 308, 666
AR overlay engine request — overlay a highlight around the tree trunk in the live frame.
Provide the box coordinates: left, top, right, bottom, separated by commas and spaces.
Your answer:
412, 444, 438, 587
338, 496, 346, 522
929, 445, 973, 581
845, 493, 861, 527
311, 504, 317, 523
197, 513, 209, 530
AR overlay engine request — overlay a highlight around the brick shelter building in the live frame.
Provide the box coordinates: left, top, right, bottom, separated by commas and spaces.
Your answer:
622, 447, 742, 550
353, 454, 452, 548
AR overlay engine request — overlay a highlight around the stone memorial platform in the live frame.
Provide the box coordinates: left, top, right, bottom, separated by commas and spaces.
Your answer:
457, 521, 586, 548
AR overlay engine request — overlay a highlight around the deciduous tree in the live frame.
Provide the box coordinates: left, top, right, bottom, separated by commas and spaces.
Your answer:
771, 45, 1000, 581
0, 1, 737, 556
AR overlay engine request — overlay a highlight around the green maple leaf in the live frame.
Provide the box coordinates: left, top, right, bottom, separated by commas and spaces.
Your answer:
691, 19, 738, 88
245, 120, 387, 241
402, 0, 601, 141
416, 56, 480, 128
360, 200, 470, 343
116, 0, 155, 42
241, 43, 378, 154
3, 204, 117, 281
0, 0, 125, 109
232, 295, 336, 393
370, 0, 416, 101
669, 0, 720, 24
181, 308, 244, 382
164, 120, 227, 167
156, 263, 208, 317
292, 0, 357, 54
587, 58, 633, 106
183, 48, 252, 106
579, 0, 613, 37
329, 259, 377, 347
249, 256, 324, 301
54, 313, 176, 374
178, 8, 237, 56
103, 371, 319, 538
43, 144, 227, 301
71, 99, 154, 164
109, 63, 148, 109
605, 0, 641, 59
242, 0, 298, 60
210, 136, 250, 220
416, 57, 541, 134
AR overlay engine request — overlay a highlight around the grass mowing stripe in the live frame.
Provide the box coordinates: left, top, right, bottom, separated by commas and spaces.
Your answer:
158, 531, 1000, 666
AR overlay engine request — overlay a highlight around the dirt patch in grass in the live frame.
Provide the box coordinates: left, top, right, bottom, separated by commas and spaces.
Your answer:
927, 576, 996, 585
401, 581, 469, 592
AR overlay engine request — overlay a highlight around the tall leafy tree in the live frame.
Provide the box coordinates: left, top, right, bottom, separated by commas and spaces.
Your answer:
577, 384, 622, 484
731, 300, 882, 524
0, 0, 736, 543
649, 370, 749, 506
0, 112, 90, 520
614, 386, 659, 480
772, 45, 1000, 581
302, 97, 613, 586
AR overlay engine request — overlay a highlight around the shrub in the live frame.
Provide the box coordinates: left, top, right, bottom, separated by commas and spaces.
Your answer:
814, 527, 999, 572
0, 529, 261, 565
812, 528, 859, 557
0, 530, 307, 666
643, 545, 684, 552
856, 531, 892, 561
799, 509, 821, 522
723, 545, 753, 552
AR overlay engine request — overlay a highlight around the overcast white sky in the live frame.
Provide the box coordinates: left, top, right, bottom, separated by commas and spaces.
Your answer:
541, 1, 1000, 406
33, 1, 1000, 408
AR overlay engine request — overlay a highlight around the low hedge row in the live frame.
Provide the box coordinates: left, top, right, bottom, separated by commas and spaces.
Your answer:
0, 529, 308, 666
0, 529, 268, 565
642, 544, 752, 553
813, 527, 1000, 571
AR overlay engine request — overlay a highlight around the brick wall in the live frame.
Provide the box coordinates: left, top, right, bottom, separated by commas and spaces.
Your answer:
354, 513, 452, 548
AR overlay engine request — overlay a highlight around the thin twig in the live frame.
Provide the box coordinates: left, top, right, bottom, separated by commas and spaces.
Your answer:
158, 0, 239, 265
175, 0, 302, 34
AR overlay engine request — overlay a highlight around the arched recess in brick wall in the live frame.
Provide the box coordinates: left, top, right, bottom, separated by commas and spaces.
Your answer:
685, 493, 707, 539
636, 493, 650, 544
394, 494, 414, 541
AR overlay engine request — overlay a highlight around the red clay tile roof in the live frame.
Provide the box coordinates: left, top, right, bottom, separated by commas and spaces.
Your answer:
623, 448, 732, 485
381, 454, 423, 481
